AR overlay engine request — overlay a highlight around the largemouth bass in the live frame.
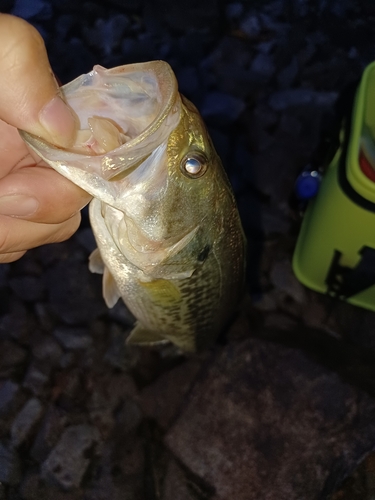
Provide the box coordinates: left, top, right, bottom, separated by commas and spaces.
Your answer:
21, 61, 246, 352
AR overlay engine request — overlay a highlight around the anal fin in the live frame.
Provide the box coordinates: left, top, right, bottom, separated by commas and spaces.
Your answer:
126, 323, 169, 346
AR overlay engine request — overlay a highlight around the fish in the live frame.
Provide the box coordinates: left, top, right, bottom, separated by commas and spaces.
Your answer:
21, 61, 246, 352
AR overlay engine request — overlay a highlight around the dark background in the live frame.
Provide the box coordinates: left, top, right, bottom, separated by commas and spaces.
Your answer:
0, 0, 375, 499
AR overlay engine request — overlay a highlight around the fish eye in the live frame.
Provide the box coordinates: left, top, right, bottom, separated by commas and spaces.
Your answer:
180, 151, 208, 179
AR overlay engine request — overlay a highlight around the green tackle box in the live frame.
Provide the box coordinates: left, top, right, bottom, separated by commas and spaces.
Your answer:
292, 61, 375, 311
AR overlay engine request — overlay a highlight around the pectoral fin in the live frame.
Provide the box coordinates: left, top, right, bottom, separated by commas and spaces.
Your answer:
126, 323, 169, 346
102, 267, 121, 308
89, 248, 105, 274
89, 249, 121, 307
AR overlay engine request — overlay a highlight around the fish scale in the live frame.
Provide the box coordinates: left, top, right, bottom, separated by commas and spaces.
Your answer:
21, 61, 246, 352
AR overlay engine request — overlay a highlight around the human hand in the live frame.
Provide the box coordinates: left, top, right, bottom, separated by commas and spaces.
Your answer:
0, 14, 91, 263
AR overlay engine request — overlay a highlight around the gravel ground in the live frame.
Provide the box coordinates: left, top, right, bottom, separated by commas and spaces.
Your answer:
1, 0, 375, 498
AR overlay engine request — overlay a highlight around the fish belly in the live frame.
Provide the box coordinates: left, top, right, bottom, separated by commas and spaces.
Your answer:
89, 199, 223, 352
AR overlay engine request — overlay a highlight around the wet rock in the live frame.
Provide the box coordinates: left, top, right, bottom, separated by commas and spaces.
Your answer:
54, 369, 84, 411
88, 373, 138, 435
176, 66, 200, 96
166, 337, 375, 500
261, 205, 292, 236
277, 56, 299, 88
200, 91, 246, 124
33, 302, 58, 332
74, 228, 97, 254
82, 14, 130, 56
30, 406, 68, 464
269, 88, 338, 110
107, 299, 135, 328
153, 0, 219, 33
11, 0, 52, 20
240, 13, 262, 38
23, 363, 50, 396
0, 264, 10, 288
9, 275, 45, 302
162, 458, 211, 500
104, 324, 139, 371
53, 326, 92, 351
250, 53, 275, 82
55, 13, 76, 40
0, 381, 19, 417
270, 259, 307, 303
0, 340, 27, 377
46, 258, 106, 325
41, 424, 100, 490
225, 2, 244, 21
0, 300, 33, 343
11, 398, 44, 447
264, 311, 299, 330
31, 334, 63, 367
140, 356, 205, 430
115, 398, 143, 435
0, 442, 21, 485
19, 471, 83, 500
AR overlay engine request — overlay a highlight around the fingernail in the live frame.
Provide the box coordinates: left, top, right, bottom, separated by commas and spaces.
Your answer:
0, 195, 39, 217
39, 96, 76, 147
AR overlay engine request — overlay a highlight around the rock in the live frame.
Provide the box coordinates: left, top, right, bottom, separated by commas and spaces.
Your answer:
53, 326, 92, 351
19, 471, 83, 500
41, 424, 100, 490
55, 13, 76, 40
200, 91, 246, 124
165, 337, 375, 499
250, 52, 275, 82
175, 66, 199, 96
9, 275, 45, 302
30, 406, 68, 464
0, 381, 19, 417
225, 2, 244, 21
31, 334, 63, 367
104, 324, 139, 372
11, 0, 52, 20
277, 56, 299, 88
82, 14, 130, 56
261, 205, 292, 236
269, 89, 338, 111
0, 340, 27, 377
0, 442, 21, 485
0, 264, 10, 288
240, 13, 261, 38
140, 356, 205, 430
74, 228, 97, 254
107, 299, 135, 328
264, 312, 299, 330
162, 458, 212, 500
23, 363, 50, 396
46, 258, 106, 325
33, 302, 58, 332
0, 300, 34, 343
115, 399, 143, 435
11, 398, 44, 447
88, 372, 140, 437
153, 0, 219, 33
270, 259, 307, 303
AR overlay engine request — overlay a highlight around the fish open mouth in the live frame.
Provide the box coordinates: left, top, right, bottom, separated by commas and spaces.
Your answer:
20, 61, 181, 182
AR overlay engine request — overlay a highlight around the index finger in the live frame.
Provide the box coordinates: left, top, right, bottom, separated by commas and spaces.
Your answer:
0, 14, 76, 147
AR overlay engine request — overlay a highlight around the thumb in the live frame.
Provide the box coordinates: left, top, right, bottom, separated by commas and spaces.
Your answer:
0, 14, 76, 147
